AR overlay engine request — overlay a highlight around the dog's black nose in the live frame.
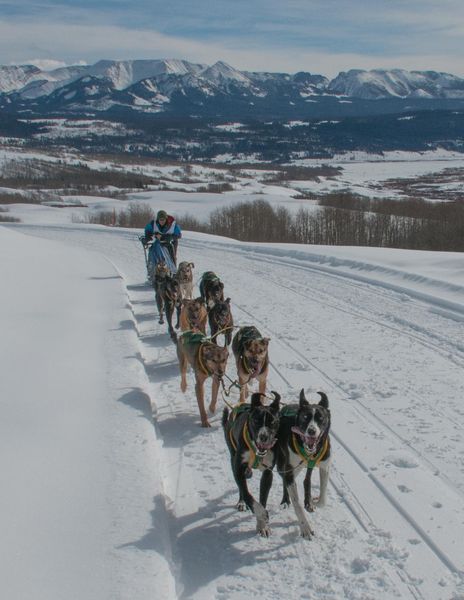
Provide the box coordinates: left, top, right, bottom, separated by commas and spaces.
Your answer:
307, 427, 317, 436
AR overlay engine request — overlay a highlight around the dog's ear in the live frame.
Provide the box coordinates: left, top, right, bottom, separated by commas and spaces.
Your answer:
251, 393, 263, 408
269, 391, 281, 413
317, 391, 329, 409
262, 337, 270, 347
181, 298, 190, 306
225, 297, 231, 304
189, 262, 195, 268
299, 388, 309, 408
219, 281, 224, 290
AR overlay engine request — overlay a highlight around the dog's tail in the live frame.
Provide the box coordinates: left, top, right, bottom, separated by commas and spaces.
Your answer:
222, 407, 230, 430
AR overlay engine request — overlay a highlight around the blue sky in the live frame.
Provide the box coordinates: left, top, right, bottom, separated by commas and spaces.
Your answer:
1, 0, 463, 76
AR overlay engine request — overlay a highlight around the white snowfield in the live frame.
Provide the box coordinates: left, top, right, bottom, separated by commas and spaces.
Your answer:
1, 221, 464, 600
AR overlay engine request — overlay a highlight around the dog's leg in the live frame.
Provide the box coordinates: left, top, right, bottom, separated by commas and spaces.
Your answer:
165, 300, 176, 340
286, 478, 314, 539
303, 468, 315, 512
155, 289, 164, 324
195, 373, 210, 427
175, 301, 181, 330
238, 375, 248, 403
280, 482, 290, 508
209, 377, 219, 415
317, 462, 330, 508
177, 343, 188, 393
258, 369, 268, 397
233, 456, 270, 536
259, 468, 273, 509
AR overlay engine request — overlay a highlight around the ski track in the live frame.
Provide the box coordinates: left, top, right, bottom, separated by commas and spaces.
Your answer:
9, 224, 464, 600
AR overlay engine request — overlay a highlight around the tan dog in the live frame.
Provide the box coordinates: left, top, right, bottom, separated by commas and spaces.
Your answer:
176, 261, 194, 300
232, 326, 270, 403
177, 331, 229, 427
179, 297, 208, 334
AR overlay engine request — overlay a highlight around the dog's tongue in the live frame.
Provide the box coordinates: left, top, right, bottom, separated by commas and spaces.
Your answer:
305, 437, 318, 453
292, 427, 318, 453
249, 363, 260, 377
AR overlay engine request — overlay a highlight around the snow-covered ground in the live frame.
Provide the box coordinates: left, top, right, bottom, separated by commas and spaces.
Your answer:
2, 145, 464, 220
1, 203, 464, 599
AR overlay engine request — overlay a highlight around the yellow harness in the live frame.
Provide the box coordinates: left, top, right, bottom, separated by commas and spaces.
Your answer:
291, 434, 329, 468
228, 411, 268, 470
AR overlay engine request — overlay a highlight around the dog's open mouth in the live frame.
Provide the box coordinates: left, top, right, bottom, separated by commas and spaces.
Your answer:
255, 439, 276, 455
248, 362, 261, 377
292, 426, 320, 454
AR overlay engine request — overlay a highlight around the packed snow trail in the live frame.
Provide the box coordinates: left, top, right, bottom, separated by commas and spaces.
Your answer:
0, 227, 176, 600
3, 223, 464, 600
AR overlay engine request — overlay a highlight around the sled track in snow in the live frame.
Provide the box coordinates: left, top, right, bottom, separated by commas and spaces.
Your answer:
183, 240, 464, 368
231, 299, 464, 581
231, 268, 464, 489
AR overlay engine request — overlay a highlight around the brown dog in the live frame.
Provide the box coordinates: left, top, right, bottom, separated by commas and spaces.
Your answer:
232, 326, 270, 403
199, 271, 225, 309
208, 297, 234, 346
176, 261, 194, 300
153, 261, 181, 339
177, 331, 229, 427
179, 297, 208, 334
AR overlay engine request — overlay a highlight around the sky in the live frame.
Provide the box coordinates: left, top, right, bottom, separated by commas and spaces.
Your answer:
0, 0, 463, 77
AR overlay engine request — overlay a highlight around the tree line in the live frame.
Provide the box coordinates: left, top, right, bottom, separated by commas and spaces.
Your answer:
86, 196, 463, 252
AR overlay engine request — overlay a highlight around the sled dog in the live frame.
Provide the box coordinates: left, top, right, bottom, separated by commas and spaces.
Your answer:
177, 331, 229, 427
153, 261, 181, 339
222, 392, 281, 537
232, 326, 270, 403
208, 298, 234, 346
176, 261, 195, 300
276, 389, 331, 539
179, 297, 208, 334
199, 271, 225, 309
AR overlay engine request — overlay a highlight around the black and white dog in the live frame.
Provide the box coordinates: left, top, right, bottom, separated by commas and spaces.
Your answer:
222, 392, 281, 537
277, 389, 331, 539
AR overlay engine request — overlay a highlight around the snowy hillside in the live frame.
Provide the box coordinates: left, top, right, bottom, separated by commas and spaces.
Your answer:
328, 69, 464, 100
1, 215, 464, 599
2, 59, 464, 121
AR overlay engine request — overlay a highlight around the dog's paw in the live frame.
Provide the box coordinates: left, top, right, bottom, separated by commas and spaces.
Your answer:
245, 467, 253, 479
208, 403, 216, 415
300, 523, 314, 540
316, 496, 327, 508
158, 318, 164, 324
236, 501, 247, 512
257, 525, 271, 538
304, 500, 316, 513
180, 382, 187, 393
280, 501, 290, 510
200, 420, 211, 428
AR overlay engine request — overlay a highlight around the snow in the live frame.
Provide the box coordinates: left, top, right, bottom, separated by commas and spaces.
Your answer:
1, 193, 464, 599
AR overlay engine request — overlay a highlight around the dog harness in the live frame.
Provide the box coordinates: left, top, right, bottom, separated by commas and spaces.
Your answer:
228, 405, 273, 470
290, 433, 330, 468
180, 331, 212, 376
201, 271, 220, 284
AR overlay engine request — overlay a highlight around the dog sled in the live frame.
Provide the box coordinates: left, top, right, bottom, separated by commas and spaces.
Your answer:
139, 235, 177, 279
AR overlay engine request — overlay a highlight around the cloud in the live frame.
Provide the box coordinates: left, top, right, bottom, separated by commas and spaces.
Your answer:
0, 1, 463, 79
24, 58, 69, 71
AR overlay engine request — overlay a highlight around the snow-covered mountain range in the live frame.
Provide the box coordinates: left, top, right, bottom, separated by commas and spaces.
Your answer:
2, 58, 464, 118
